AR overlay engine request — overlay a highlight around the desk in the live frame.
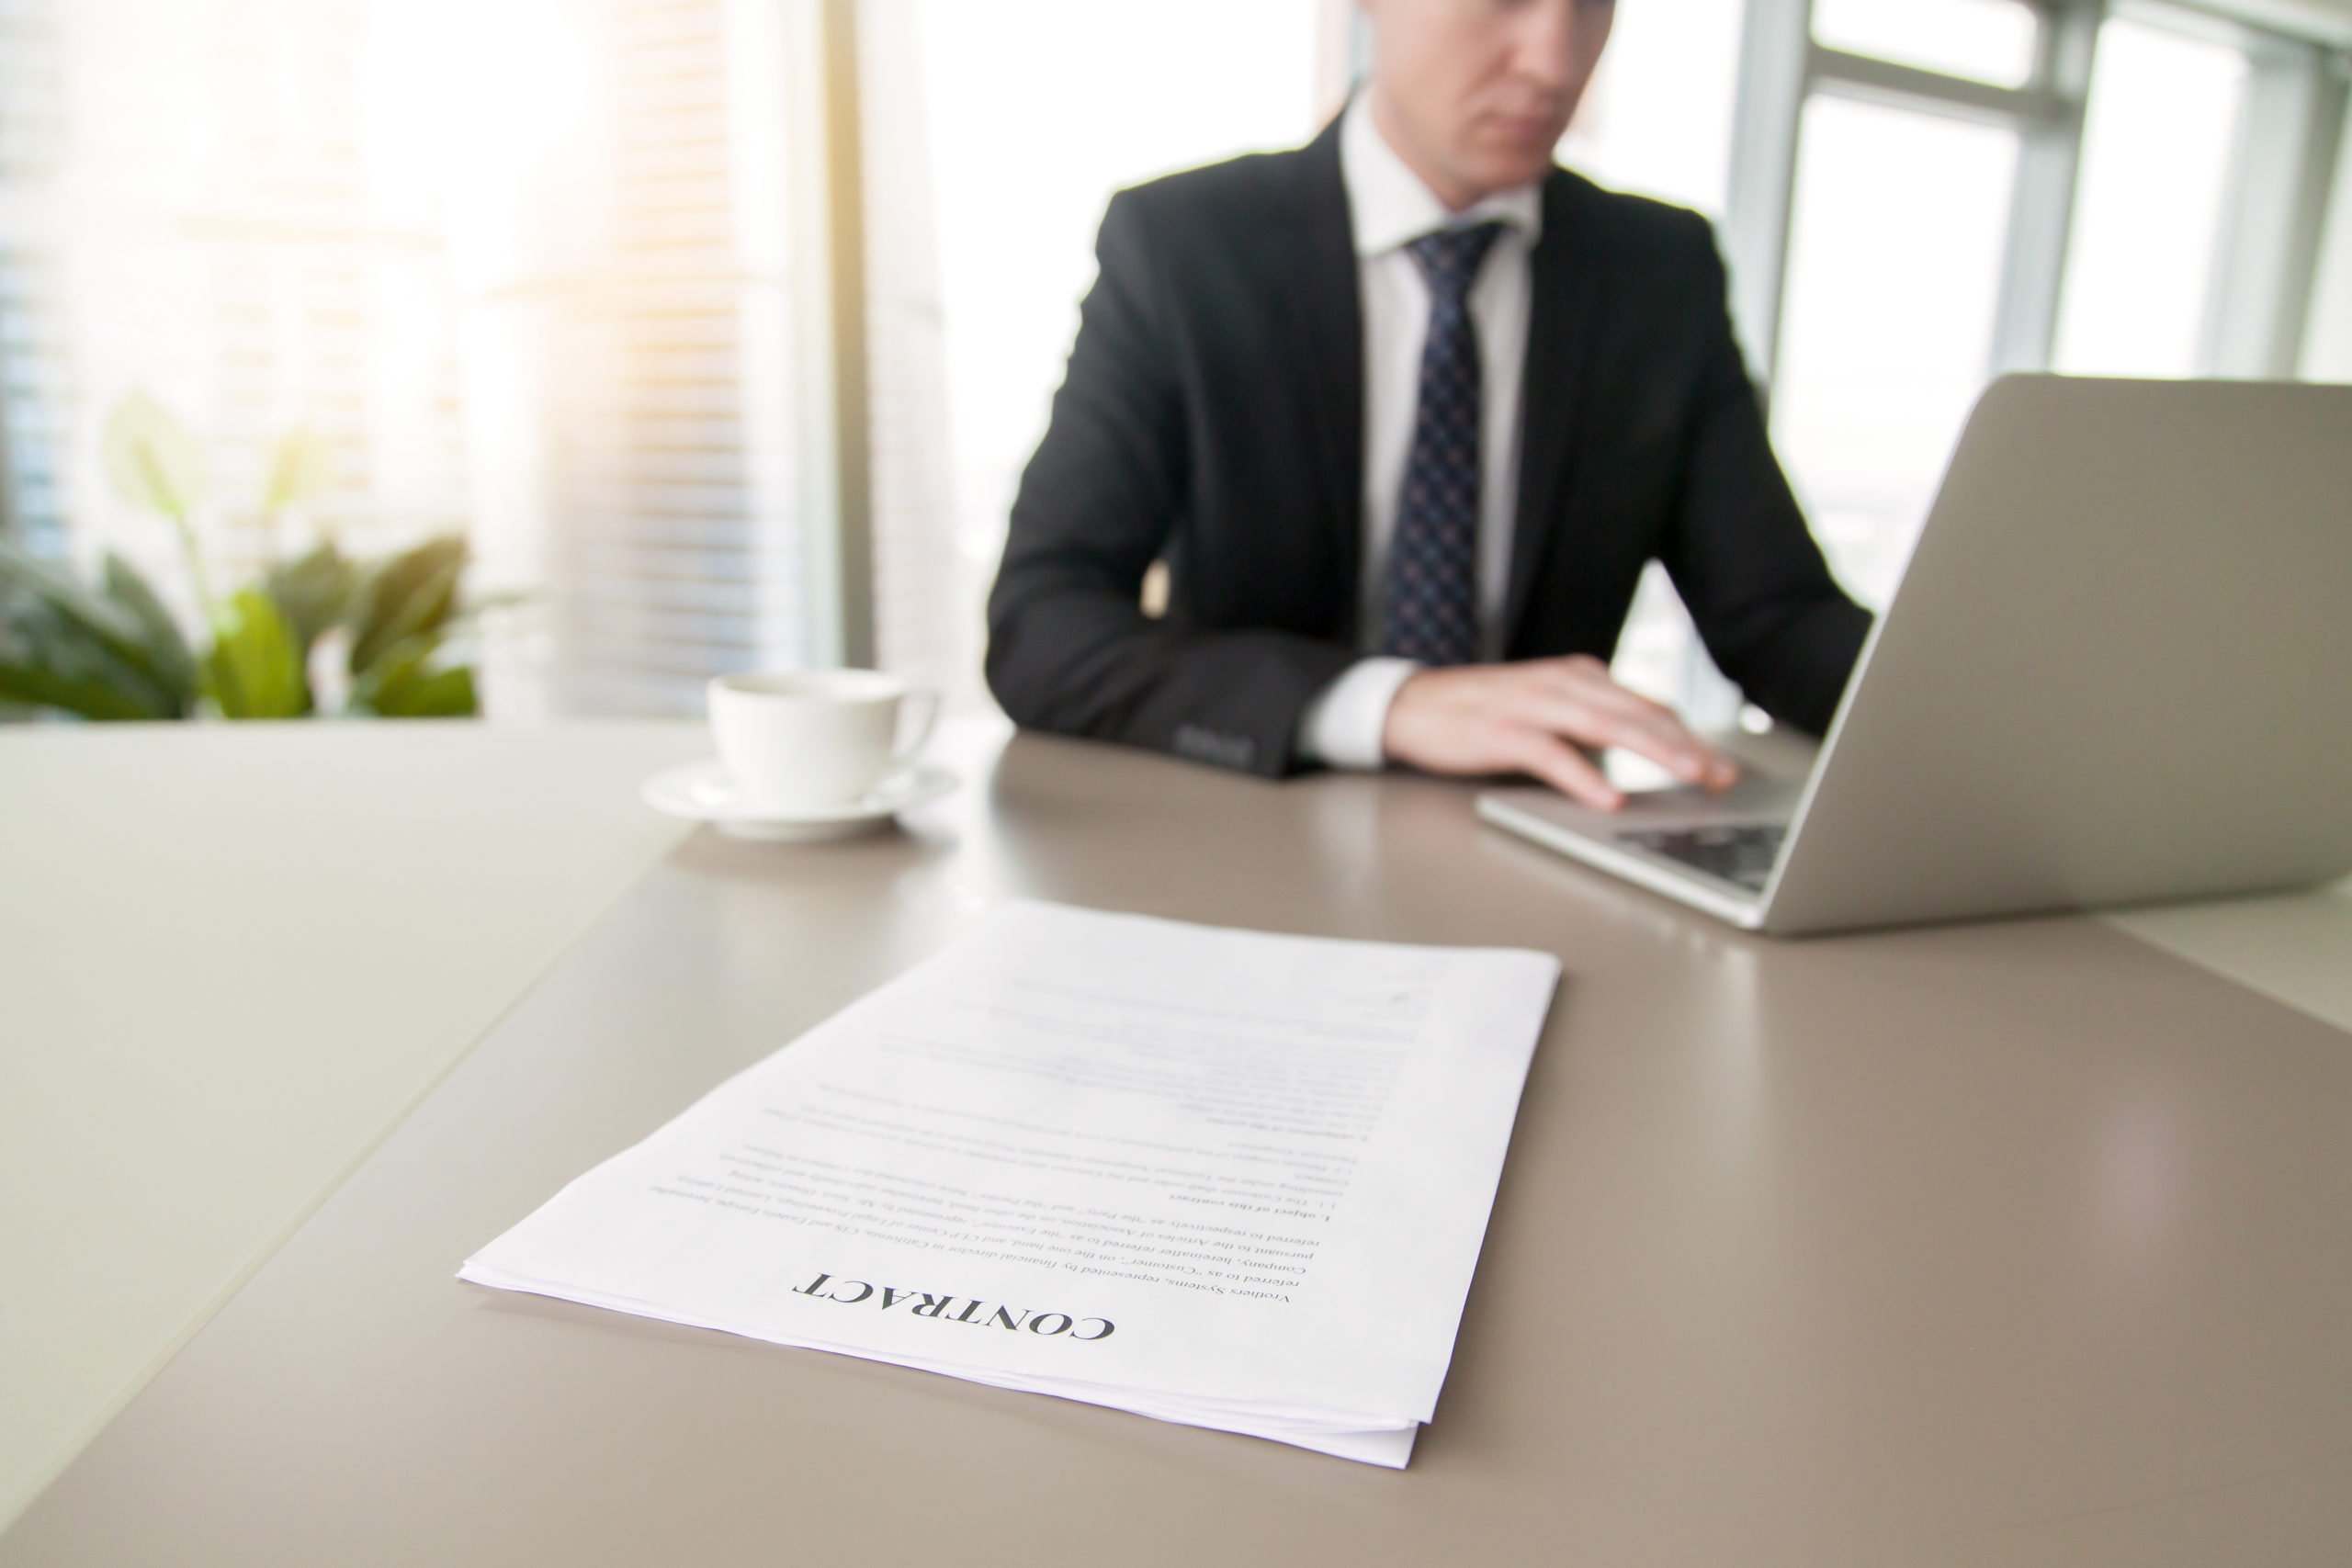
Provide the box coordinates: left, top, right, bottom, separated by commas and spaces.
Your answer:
6, 722, 2352, 1565
0, 721, 706, 1529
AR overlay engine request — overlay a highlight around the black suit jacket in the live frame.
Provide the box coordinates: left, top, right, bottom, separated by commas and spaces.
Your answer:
986, 118, 1870, 779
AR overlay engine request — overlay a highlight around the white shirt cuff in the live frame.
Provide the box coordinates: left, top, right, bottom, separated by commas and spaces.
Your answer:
1295, 657, 1421, 771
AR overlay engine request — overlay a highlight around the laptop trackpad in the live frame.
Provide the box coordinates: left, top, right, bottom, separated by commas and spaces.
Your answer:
1611, 770, 1804, 829
1488, 768, 1802, 838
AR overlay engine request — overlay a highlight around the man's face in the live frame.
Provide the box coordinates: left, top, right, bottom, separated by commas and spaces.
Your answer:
1362, 0, 1616, 209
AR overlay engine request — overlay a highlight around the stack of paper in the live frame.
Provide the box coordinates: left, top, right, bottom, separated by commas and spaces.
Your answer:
462, 900, 1559, 1467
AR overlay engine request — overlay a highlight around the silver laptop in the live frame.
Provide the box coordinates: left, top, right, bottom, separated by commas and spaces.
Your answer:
1478, 375, 2352, 936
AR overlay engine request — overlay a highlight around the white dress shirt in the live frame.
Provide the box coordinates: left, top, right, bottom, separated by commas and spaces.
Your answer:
1295, 96, 1544, 769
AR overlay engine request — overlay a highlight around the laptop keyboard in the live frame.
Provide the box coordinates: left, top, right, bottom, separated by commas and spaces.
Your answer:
1618, 824, 1786, 894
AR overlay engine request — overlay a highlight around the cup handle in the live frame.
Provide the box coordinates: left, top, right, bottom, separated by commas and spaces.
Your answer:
894, 688, 941, 764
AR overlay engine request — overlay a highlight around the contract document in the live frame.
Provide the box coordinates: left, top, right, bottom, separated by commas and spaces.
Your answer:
462, 901, 1559, 1467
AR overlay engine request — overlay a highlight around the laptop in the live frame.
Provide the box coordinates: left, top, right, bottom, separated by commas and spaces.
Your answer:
1477, 375, 2352, 936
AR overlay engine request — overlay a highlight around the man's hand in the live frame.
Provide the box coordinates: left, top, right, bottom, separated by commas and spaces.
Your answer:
1381, 654, 1738, 810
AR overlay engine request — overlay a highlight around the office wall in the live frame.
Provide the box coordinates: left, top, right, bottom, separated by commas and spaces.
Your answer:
2303, 105, 2352, 379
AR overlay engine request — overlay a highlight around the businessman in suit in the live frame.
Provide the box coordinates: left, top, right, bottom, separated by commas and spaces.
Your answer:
986, 0, 1871, 809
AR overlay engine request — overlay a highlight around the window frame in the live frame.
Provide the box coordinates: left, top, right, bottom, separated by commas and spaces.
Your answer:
1726, 0, 2352, 391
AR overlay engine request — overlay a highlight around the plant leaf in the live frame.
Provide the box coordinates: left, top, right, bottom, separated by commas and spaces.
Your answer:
0, 539, 188, 716
204, 588, 310, 719
0, 654, 170, 720
375, 661, 476, 718
343, 629, 477, 719
100, 552, 198, 709
101, 392, 207, 520
348, 535, 467, 677
264, 540, 356, 656
262, 427, 336, 513
345, 630, 477, 718
0, 589, 177, 718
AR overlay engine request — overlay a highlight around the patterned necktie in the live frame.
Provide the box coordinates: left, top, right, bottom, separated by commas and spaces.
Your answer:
1381, 220, 1505, 668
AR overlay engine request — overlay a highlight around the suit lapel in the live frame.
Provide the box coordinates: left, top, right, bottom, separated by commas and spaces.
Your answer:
1506, 170, 1607, 651
1278, 119, 1364, 642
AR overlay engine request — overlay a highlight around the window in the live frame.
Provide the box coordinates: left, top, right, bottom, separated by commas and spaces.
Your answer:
1700, 0, 2352, 726
2055, 19, 2250, 377
1557, 0, 1748, 219
0, 0, 481, 621
888, 0, 1339, 716
1772, 97, 2019, 606
2308, 118, 2352, 380
0, 0, 858, 719
1811, 0, 2041, 88
492, 0, 820, 716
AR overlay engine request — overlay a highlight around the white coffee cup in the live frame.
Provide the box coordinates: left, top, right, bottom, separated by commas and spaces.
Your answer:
707, 669, 938, 811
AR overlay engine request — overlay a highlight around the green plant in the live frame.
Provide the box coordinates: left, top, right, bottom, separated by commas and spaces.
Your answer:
0, 395, 484, 721
0, 540, 198, 719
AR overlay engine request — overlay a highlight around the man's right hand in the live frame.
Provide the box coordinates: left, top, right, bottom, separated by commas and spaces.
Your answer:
1381, 654, 1738, 811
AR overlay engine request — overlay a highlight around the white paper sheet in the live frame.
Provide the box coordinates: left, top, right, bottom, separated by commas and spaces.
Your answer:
462, 900, 1559, 1467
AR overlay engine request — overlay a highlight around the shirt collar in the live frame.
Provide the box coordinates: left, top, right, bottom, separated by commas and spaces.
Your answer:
1340, 92, 1544, 261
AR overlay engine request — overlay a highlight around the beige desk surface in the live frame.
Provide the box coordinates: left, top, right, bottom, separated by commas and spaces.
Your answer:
6, 722, 2350, 1566
0, 720, 705, 1531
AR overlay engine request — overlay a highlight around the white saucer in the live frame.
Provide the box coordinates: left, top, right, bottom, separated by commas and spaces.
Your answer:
641, 760, 958, 840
